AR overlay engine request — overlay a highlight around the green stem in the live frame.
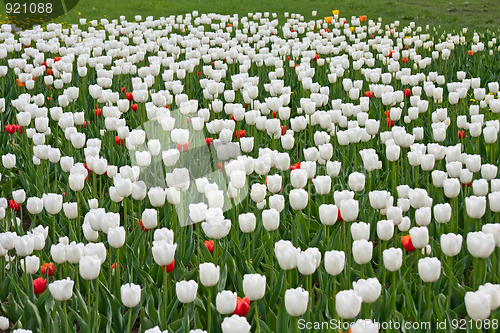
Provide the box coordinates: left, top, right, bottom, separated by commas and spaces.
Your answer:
126, 309, 133, 333
254, 301, 261, 332
290, 316, 299, 333
207, 287, 212, 332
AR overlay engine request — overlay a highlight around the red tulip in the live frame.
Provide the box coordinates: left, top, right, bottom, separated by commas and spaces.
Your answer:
9, 200, 20, 211
33, 277, 47, 294
197, 70, 201, 76
234, 129, 245, 139
281, 125, 287, 135
205, 137, 213, 146
131, 104, 138, 112
458, 130, 465, 140
204, 240, 214, 253
41, 262, 55, 276
16, 125, 23, 133
290, 162, 301, 171
364, 91, 373, 99
166, 259, 175, 273
337, 210, 343, 222
137, 219, 149, 232
401, 235, 416, 252
93, 108, 102, 116
115, 136, 124, 146
126, 92, 134, 101
388, 51, 395, 58
402, 58, 409, 63
233, 297, 250, 316
177, 143, 189, 152
111, 263, 122, 270
121, 86, 126, 93
5, 125, 16, 134
404, 89, 411, 98
461, 182, 472, 188
272, 111, 279, 118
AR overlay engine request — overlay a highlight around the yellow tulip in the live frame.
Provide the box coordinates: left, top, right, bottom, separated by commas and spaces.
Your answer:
349, 26, 355, 32
332, 10, 340, 15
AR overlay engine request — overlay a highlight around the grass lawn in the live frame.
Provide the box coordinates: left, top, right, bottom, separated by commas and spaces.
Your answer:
0, 0, 499, 32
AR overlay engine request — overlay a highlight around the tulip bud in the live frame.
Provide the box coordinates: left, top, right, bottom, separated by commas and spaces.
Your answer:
221, 315, 251, 333
216, 290, 237, 314
238, 213, 256, 233
274, 240, 299, 270
262, 208, 280, 231
377, 219, 394, 241
243, 274, 266, 301
383, 247, 403, 271
284, 288, 309, 317
121, 283, 141, 308
465, 196, 486, 219
324, 250, 345, 276
348, 172, 365, 192
27, 197, 44, 215
335, 290, 362, 319
20, 255, 40, 274
108, 226, 126, 248
142, 209, 158, 230
418, 257, 441, 282
289, 189, 308, 210
199, 262, 220, 287
467, 232, 495, 258
465, 291, 491, 320
176, 280, 198, 304
291, 169, 308, 189
152, 240, 177, 266
409, 227, 429, 249
49, 278, 74, 301
440, 233, 463, 257
79, 255, 101, 280
415, 207, 432, 226
353, 278, 382, 303
433, 203, 451, 223
353, 239, 373, 265
43, 193, 63, 215
63, 202, 78, 219
351, 319, 379, 333
318, 204, 338, 225
297, 247, 321, 276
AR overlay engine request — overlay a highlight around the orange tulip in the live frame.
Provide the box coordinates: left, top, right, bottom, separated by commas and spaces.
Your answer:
359, 15, 367, 22
324, 17, 333, 24
41, 262, 55, 276
401, 235, 416, 252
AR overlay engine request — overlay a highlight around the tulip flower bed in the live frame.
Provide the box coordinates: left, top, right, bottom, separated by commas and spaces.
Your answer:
0, 9, 500, 333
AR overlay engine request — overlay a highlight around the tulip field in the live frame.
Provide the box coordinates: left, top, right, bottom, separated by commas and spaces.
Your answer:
1, 8, 500, 333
